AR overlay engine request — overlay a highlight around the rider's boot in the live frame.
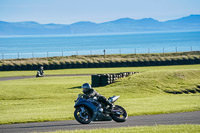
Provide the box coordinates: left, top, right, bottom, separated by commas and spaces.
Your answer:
104, 101, 114, 113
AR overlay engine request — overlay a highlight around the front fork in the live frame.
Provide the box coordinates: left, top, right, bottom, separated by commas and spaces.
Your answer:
80, 107, 85, 113
80, 106, 98, 121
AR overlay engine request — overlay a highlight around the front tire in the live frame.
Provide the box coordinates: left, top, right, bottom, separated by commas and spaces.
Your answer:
110, 105, 128, 122
74, 107, 92, 124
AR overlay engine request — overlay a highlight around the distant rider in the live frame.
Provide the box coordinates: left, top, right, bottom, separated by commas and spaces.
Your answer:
36, 66, 44, 77
82, 83, 113, 111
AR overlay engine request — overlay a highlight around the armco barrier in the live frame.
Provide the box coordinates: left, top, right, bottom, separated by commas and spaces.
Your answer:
91, 72, 137, 87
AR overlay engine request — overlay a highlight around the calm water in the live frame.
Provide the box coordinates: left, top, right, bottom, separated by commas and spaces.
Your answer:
0, 31, 200, 59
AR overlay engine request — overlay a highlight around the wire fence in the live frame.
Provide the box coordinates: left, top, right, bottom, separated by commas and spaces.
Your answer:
1, 46, 200, 60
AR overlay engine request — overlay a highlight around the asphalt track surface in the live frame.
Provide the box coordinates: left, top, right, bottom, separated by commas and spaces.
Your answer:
0, 75, 200, 132
0, 74, 91, 81
0, 111, 200, 133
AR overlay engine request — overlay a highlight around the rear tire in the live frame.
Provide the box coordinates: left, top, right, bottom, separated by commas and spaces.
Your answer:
74, 107, 92, 124
110, 105, 128, 122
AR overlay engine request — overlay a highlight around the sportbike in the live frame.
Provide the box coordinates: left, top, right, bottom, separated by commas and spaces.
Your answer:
74, 94, 128, 124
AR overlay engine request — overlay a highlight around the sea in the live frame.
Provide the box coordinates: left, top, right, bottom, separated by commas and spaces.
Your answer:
0, 31, 200, 59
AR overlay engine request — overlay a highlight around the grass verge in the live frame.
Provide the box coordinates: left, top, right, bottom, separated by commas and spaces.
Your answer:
0, 65, 200, 124
0, 64, 200, 77
37, 124, 200, 133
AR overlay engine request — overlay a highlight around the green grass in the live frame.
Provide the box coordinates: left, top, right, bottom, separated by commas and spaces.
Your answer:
0, 76, 87, 124
38, 125, 200, 133
0, 65, 200, 124
0, 64, 200, 77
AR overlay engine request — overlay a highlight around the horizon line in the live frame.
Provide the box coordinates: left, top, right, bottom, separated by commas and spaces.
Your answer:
0, 14, 199, 25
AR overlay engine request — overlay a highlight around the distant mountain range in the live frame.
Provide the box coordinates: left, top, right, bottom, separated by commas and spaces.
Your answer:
0, 15, 200, 35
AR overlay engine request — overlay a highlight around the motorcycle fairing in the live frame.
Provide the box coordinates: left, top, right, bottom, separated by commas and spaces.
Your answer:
74, 98, 97, 114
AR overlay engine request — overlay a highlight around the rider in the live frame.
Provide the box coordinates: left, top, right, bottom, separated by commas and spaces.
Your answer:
82, 83, 113, 111
38, 66, 44, 76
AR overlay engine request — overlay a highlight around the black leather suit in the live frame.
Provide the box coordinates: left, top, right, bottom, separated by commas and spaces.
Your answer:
83, 88, 112, 108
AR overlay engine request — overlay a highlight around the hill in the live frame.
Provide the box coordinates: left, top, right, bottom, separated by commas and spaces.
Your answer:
0, 15, 200, 35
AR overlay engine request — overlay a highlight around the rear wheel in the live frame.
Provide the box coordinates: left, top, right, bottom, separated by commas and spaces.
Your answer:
110, 105, 128, 122
74, 107, 92, 124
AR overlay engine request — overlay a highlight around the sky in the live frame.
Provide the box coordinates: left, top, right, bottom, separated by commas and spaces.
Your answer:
0, 0, 200, 24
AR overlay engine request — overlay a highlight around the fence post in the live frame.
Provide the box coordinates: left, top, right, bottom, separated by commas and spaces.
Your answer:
32, 52, 34, 58
4, 46, 198, 60
2, 53, 4, 60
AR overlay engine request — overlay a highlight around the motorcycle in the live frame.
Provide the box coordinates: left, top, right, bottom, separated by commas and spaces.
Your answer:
74, 94, 128, 124
36, 66, 44, 78
36, 70, 44, 77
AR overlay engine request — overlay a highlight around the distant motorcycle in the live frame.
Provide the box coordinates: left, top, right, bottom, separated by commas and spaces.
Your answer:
74, 94, 128, 124
36, 66, 44, 77
36, 70, 44, 77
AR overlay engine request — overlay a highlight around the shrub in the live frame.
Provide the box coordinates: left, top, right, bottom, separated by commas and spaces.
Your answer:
165, 57, 172, 65
0, 63, 3, 71
149, 57, 157, 66
32, 62, 39, 70
81, 60, 88, 68
193, 55, 200, 64
26, 62, 33, 70
75, 60, 83, 68
37, 61, 45, 70
120, 59, 127, 67
169, 57, 177, 65
96, 59, 105, 67
49, 62, 56, 70
87, 59, 94, 68
1, 51, 200, 71
93, 60, 100, 68
159, 57, 167, 65
70, 60, 77, 68
103, 59, 111, 67
65, 60, 72, 68
143, 58, 150, 66
138, 58, 145, 66
53, 61, 61, 69
188, 55, 196, 64
20, 62, 27, 70
60, 60, 66, 69
43, 61, 50, 70
176, 56, 185, 65
2, 62, 15, 71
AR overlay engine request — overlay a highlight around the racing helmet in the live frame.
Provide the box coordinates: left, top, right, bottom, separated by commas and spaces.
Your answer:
82, 83, 92, 93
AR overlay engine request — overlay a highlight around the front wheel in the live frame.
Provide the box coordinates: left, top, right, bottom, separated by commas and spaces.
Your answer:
74, 107, 92, 124
110, 105, 128, 122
